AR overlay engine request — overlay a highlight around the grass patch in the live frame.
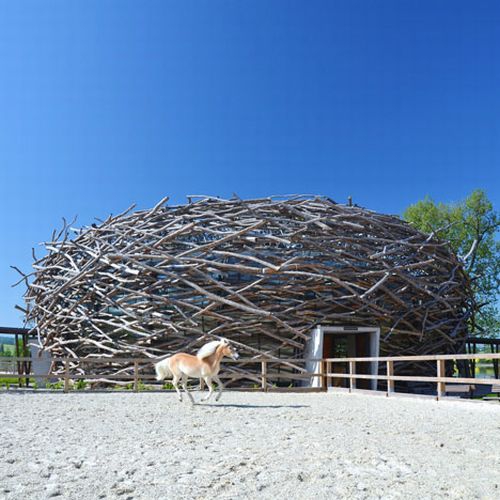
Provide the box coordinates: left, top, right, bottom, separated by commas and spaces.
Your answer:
0, 377, 18, 389
46, 381, 64, 390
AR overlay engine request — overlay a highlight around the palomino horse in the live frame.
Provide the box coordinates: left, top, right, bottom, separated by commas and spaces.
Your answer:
154, 339, 239, 403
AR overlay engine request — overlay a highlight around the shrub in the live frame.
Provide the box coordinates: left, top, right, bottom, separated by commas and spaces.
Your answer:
74, 379, 87, 390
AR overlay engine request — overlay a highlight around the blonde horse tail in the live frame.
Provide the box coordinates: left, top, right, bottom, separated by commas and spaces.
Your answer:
155, 357, 172, 381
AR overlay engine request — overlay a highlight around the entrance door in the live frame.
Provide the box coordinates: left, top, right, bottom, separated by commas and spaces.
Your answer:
322, 332, 372, 389
323, 334, 349, 387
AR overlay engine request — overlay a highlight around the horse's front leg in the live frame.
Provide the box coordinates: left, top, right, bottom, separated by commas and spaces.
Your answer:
181, 374, 195, 404
214, 375, 224, 402
201, 377, 214, 402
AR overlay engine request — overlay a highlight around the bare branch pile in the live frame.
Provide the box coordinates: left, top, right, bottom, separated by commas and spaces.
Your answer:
18, 195, 474, 384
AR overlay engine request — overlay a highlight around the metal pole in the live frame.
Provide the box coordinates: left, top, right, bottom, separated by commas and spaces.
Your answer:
64, 359, 70, 393
386, 360, 394, 396
349, 361, 356, 392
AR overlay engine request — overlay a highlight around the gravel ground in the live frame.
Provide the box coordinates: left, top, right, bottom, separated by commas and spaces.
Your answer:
1, 391, 499, 500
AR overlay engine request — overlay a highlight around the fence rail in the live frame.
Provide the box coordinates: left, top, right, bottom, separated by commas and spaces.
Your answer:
1, 353, 499, 399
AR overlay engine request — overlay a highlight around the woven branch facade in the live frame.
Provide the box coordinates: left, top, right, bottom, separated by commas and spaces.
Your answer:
21, 196, 474, 385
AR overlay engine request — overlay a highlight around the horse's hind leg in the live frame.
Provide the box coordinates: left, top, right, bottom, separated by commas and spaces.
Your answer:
172, 373, 183, 402
181, 374, 195, 404
214, 375, 224, 402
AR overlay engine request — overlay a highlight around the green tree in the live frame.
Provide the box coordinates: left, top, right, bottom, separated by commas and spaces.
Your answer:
404, 190, 500, 337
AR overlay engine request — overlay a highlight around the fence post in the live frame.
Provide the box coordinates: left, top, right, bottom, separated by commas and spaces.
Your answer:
64, 359, 70, 393
349, 361, 356, 392
133, 360, 139, 392
320, 360, 326, 390
15, 334, 21, 388
327, 361, 332, 389
261, 360, 267, 391
437, 359, 445, 400
386, 360, 394, 396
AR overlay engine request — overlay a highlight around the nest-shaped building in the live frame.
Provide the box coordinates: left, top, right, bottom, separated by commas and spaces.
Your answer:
22, 196, 474, 388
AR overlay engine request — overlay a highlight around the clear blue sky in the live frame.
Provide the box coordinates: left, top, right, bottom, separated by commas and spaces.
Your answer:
0, 1, 499, 326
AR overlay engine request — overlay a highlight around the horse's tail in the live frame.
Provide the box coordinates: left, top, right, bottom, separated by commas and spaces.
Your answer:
155, 357, 172, 381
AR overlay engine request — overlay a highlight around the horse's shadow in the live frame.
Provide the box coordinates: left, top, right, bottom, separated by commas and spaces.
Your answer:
197, 403, 309, 408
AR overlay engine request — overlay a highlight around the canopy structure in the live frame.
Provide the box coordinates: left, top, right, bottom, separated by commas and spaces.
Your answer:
17, 195, 474, 385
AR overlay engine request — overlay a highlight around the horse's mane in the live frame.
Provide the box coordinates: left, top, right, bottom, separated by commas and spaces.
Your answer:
196, 340, 225, 360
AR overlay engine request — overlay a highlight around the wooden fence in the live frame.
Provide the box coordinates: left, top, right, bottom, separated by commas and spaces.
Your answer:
1, 352, 499, 399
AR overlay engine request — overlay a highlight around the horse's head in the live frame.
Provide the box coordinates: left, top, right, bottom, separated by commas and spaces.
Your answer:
220, 340, 239, 360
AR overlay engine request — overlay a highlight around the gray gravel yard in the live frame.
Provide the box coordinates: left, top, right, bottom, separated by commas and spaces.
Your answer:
1, 391, 499, 500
